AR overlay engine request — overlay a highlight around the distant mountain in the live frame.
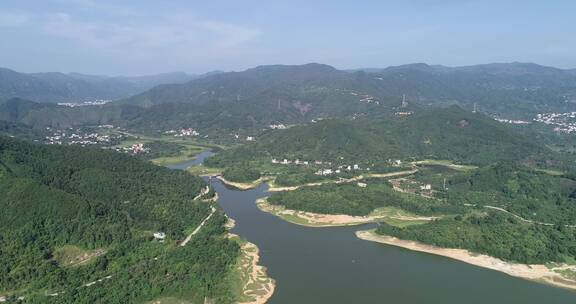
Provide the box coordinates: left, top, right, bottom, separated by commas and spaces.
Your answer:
0, 98, 138, 129
4, 62, 576, 133
0, 67, 202, 103
120, 63, 405, 132
370, 62, 576, 115
121, 62, 576, 132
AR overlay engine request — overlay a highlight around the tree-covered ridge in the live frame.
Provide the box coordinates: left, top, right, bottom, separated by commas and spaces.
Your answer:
266, 162, 576, 264
0, 136, 239, 303
0, 67, 198, 104
206, 106, 553, 168
267, 178, 461, 216
6, 62, 576, 134
377, 212, 576, 264
444, 164, 576, 224
382, 164, 576, 264
124, 62, 576, 119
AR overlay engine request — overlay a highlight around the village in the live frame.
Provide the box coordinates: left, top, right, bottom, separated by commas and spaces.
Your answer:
493, 117, 531, 125
164, 128, 200, 137
534, 111, 576, 133
44, 125, 124, 146
57, 99, 113, 107
270, 157, 405, 176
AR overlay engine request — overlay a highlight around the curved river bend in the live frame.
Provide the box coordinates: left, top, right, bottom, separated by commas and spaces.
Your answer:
172, 154, 576, 304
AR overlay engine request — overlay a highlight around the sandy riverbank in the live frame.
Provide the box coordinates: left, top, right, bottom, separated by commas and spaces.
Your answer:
356, 229, 576, 291
256, 198, 375, 227
227, 233, 275, 304
216, 176, 270, 190
256, 198, 436, 228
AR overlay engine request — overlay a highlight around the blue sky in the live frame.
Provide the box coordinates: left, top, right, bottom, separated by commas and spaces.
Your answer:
1, 0, 575, 75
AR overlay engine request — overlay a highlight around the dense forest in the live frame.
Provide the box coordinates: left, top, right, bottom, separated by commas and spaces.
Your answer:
267, 178, 462, 216
377, 212, 576, 264
222, 166, 261, 183
0, 136, 239, 303
206, 106, 559, 170
267, 162, 576, 264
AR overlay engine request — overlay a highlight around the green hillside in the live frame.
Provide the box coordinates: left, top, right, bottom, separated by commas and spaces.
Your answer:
0, 67, 198, 103
4, 63, 576, 134
0, 136, 239, 303
206, 106, 551, 168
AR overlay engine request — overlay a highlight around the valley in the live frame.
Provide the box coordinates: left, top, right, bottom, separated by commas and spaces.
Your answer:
3, 62, 576, 303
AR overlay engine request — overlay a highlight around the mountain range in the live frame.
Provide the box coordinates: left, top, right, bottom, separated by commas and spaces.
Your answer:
2, 62, 576, 133
0, 67, 204, 103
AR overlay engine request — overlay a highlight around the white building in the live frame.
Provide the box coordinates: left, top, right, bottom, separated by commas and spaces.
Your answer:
420, 184, 432, 190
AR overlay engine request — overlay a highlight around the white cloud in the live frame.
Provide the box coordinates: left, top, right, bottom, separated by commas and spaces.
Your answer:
38, 12, 261, 61
0, 12, 30, 27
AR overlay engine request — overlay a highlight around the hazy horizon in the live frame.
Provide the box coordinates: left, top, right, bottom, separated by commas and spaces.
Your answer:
1, 0, 575, 75
2, 61, 576, 78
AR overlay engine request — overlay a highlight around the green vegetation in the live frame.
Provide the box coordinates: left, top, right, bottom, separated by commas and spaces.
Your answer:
372, 163, 576, 264
207, 106, 555, 169
222, 166, 261, 183
370, 207, 434, 227
268, 178, 460, 216
377, 212, 576, 264
266, 160, 576, 265
0, 136, 240, 303
9, 62, 576, 136
444, 164, 576, 223
53, 245, 105, 267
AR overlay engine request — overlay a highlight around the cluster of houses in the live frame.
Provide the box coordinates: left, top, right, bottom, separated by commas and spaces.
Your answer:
271, 158, 370, 176
113, 143, 149, 155
57, 99, 112, 107
269, 124, 287, 130
233, 134, 255, 141
534, 112, 576, 133
44, 128, 121, 146
348, 91, 380, 105
494, 117, 531, 124
394, 111, 413, 116
164, 128, 200, 137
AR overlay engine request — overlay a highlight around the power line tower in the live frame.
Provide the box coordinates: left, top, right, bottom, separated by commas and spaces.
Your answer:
401, 94, 408, 108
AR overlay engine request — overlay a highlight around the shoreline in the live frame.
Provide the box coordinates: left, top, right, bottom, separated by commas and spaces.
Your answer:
215, 169, 418, 192
228, 233, 275, 304
267, 169, 418, 192
356, 229, 576, 291
256, 198, 374, 227
256, 198, 436, 228
216, 176, 269, 190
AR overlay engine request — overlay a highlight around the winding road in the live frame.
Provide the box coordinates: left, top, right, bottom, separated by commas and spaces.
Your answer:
180, 206, 217, 246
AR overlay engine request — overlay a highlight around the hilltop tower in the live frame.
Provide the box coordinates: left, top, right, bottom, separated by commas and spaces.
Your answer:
401, 94, 408, 108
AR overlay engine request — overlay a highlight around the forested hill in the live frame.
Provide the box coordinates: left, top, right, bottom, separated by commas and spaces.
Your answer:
0, 67, 198, 103
0, 136, 239, 303
122, 62, 576, 124
3, 62, 576, 133
207, 106, 552, 167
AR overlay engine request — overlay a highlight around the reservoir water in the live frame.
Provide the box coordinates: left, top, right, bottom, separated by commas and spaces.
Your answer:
174, 155, 576, 303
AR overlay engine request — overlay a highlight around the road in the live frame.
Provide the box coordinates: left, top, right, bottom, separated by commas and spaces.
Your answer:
180, 206, 217, 246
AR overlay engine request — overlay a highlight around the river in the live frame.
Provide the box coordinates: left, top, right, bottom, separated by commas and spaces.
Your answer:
173, 154, 576, 303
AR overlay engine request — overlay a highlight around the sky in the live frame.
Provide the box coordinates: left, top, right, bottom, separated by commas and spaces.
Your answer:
1, 0, 575, 76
